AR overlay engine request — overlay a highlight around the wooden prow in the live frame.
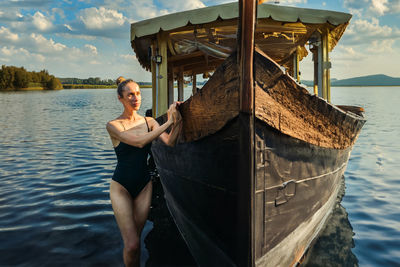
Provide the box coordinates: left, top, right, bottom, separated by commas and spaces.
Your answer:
177, 47, 365, 149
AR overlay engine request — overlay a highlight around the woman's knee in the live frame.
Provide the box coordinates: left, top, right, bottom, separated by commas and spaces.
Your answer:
124, 239, 140, 255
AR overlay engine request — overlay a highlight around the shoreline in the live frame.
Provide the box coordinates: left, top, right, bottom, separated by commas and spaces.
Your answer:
62, 84, 152, 89
0, 87, 61, 91
2, 84, 399, 92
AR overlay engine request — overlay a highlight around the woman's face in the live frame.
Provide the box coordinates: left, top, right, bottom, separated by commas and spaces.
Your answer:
119, 82, 141, 111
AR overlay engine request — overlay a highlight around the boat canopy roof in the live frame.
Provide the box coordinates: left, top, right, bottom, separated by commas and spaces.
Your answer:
131, 2, 351, 74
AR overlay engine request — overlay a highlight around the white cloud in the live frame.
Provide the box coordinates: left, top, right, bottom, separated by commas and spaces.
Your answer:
345, 18, 400, 43
0, 9, 24, 21
1, 0, 52, 8
89, 60, 101, 65
52, 8, 65, 19
64, 24, 73, 31
344, 0, 400, 16
0, 45, 46, 63
120, 54, 137, 61
279, 0, 307, 3
369, 0, 389, 15
30, 33, 66, 53
0, 26, 19, 42
32, 11, 53, 31
391, 0, 400, 12
34, 53, 46, 62
56, 32, 96, 41
79, 7, 126, 30
1, 46, 29, 57
128, 0, 163, 20
159, 0, 206, 12
343, 0, 369, 10
332, 45, 366, 60
85, 44, 98, 55
366, 39, 395, 53
0, 57, 10, 63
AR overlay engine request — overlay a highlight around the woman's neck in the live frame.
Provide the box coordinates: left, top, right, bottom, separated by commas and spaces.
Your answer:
121, 109, 139, 121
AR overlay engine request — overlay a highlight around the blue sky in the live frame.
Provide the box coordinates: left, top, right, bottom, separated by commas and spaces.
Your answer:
0, 0, 399, 81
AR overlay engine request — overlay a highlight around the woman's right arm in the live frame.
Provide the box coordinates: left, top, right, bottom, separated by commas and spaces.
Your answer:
106, 117, 173, 148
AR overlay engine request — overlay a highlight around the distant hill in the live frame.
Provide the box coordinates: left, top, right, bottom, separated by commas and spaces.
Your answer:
302, 74, 400, 87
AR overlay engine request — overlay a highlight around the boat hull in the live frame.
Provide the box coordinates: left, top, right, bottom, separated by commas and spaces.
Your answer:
151, 117, 353, 266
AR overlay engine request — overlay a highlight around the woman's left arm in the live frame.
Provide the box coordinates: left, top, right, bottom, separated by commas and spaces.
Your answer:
149, 111, 182, 147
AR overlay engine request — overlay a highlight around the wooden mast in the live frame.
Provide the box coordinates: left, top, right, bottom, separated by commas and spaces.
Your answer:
237, 0, 256, 266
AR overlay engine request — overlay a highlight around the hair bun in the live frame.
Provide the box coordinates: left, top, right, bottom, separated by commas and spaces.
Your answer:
116, 76, 126, 86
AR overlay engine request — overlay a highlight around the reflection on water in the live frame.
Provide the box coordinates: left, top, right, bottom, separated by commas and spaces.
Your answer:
304, 179, 358, 267
145, 173, 196, 266
0, 87, 399, 266
144, 174, 359, 267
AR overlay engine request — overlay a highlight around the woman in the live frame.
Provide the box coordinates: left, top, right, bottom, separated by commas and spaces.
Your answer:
106, 77, 182, 267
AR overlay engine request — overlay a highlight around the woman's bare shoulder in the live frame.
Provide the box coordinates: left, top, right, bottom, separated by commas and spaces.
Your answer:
106, 118, 123, 132
145, 117, 159, 129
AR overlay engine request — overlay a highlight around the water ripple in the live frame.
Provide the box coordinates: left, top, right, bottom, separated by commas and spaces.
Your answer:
1, 87, 399, 266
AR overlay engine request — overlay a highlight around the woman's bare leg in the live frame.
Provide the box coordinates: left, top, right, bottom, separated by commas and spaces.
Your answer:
132, 181, 152, 235
110, 180, 141, 267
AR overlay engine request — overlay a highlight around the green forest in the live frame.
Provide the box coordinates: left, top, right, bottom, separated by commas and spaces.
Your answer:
59, 77, 115, 85
0, 65, 63, 91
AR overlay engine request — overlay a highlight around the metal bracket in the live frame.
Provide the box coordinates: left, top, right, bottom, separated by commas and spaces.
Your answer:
275, 180, 297, 207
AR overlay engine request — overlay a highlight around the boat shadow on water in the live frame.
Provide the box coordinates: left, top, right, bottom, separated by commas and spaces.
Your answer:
145, 171, 358, 267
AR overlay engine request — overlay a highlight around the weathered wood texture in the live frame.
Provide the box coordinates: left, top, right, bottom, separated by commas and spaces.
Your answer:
151, 116, 361, 266
237, 0, 257, 266
178, 48, 365, 149
152, 118, 241, 266
253, 48, 365, 149
254, 120, 351, 265
158, 32, 169, 115
179, 52, 239, 142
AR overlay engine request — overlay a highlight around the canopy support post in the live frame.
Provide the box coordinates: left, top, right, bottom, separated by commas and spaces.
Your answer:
314, 30, 331, 102
311, 44, 318, 96
151, 42, 157, 117
157, 32, 169, 115
178, 67, 184, 101
324, 30, 331, 103
317, 33, 324, 98
293, 48, 300, 83
168, 62, 174, 106
237, 0, 256, 266
192, 73, 197, 95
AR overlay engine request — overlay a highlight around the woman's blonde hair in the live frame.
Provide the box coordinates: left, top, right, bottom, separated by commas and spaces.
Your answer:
116, 76, 134, 97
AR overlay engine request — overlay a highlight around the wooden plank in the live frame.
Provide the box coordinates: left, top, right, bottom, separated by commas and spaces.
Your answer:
169, 51, 204, 62
317, 32, 324, 98
239, 0, 255, 114
151, 42, 157, 117
168, 62, 174, 106
294, 47, 300, 83
192, 73, 197, 95
173, 59, 223, 74
325, 29, 331, 103
311, 45, 318, 95
254, 48, 365, 149
158, 32, 169, 115
179, 60, 224, 75
179, 53, 239, 142
237, 0, 256, 266
322, 32, 327, 100
178, 67, 184, 101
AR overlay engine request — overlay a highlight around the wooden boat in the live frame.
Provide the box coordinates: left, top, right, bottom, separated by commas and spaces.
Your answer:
131, 1, 365, 266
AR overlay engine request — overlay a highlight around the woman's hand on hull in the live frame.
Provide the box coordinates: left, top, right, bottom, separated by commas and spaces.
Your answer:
167, 102, 182, 125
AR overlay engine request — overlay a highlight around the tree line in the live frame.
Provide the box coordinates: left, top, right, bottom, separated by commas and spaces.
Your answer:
59, 77, 115, 85
0, 65, 62, 90
59, 77, 152, 87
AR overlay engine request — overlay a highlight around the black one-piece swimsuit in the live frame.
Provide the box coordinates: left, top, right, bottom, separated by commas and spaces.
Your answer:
112, 118, 151, 199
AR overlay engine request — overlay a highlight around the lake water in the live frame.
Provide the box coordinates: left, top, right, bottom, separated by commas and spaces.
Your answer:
0, 87, 399, 266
